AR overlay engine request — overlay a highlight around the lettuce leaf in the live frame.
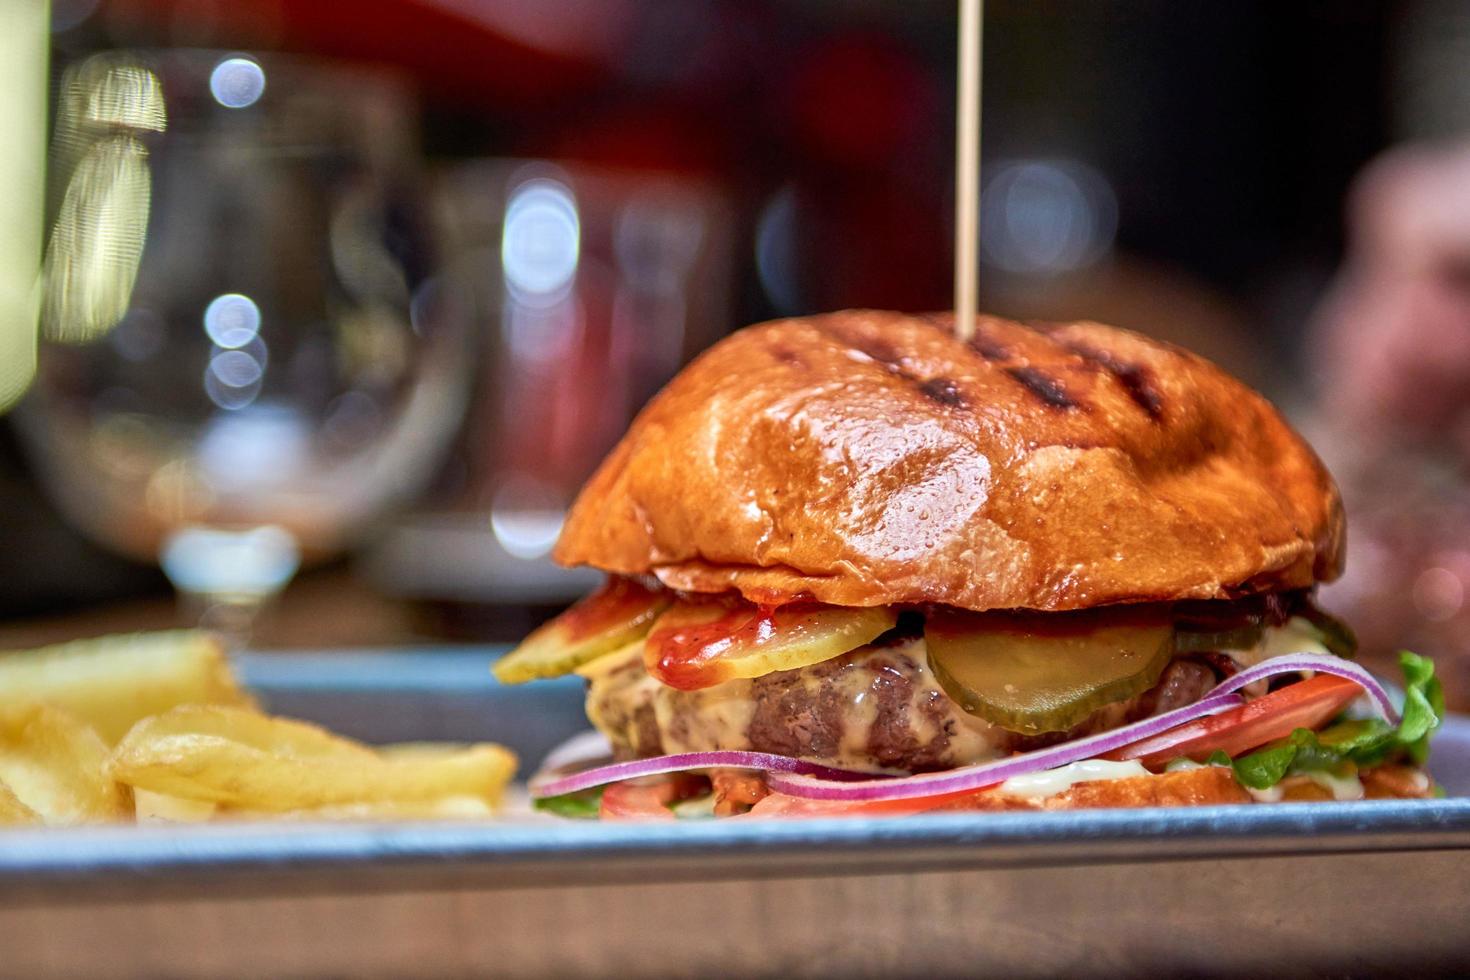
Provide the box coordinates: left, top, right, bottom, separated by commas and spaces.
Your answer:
1230, 725, 1365, 789
1395, 650, 1446, 765
532, 787, 604, 819
1219, 651, 1443, 791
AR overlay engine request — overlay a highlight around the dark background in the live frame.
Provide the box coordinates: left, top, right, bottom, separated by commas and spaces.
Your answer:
0, 0, 1428, 619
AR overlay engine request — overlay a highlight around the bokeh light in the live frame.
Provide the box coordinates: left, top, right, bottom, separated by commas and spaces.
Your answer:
500, 175, 582, 367
980, 158, 1118, 275
754, 184, 802, 314
501, 178, 580, 303
204, 347, 265, 410
490, 476, 565, 560
209, 57, 266, 109
1414, 566, 1465, 623
196, 405, 309, 490
160, 524, 300, 601
203, 293, 263, 349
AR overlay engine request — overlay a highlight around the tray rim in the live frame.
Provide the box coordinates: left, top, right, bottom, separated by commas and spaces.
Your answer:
2, 797, 1469, 901
4, 649, 1468, 899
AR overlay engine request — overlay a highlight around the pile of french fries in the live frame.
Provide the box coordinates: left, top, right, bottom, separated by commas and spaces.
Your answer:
0, 633, 516, 827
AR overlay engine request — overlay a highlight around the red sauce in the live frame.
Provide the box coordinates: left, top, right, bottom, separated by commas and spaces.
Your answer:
648, 600, 811, 691
738, 587, 812, 609
557, 576, 664, 643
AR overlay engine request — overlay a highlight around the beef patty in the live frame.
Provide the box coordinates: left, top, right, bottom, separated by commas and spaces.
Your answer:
582, 637, 1215, 773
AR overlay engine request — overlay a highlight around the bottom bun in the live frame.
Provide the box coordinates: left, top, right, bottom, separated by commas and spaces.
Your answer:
931, 763, 1434, 812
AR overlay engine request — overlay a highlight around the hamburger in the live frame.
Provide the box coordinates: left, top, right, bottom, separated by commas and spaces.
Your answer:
498, 310, 1443, 819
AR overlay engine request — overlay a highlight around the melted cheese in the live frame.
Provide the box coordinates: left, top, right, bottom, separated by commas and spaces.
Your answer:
1220, 617, 1336, 699
1222, 617, 1333, 668
996, 758, 1150, 799
654, 678, 759, 753
584, 636, 1016, 770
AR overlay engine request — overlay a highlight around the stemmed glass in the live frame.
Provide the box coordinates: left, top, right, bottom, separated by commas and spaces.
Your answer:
17, 50, 473, 644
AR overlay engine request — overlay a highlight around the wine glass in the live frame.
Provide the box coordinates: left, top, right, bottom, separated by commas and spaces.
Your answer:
16, 49, 473, 643
361, 159, 733, 626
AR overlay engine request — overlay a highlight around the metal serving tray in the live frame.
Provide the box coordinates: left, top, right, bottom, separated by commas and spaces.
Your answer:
1, 648, 1468, 978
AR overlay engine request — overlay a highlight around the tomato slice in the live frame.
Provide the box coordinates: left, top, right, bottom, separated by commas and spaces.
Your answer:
1104, 674, 1364, 769
598, 774, 707, 821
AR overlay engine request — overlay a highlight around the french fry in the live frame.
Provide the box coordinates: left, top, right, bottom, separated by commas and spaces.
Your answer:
133, 748, 505, 823
0, 631, 254, 744
113, 703, 377, 761
0, 705, 130, 825
109, 706, 516, 812
133, 788, 216, 825
0, 633, 520, 826
0, 779, 40, 826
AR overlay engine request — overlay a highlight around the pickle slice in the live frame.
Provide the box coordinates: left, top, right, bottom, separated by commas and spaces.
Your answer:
925, 609, 1176, 735
645, 600, 897, 691
1295, 606, 1358, 659
493, 578, 671, 684
1173, 624, 1264, 654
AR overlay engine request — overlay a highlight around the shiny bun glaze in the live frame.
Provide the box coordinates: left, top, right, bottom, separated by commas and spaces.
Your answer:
555, 310, 1343, 612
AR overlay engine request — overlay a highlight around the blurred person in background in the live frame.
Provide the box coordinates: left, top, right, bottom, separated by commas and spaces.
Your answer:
1309, 0, 1470, 710
1313, 143, 1470, 454
1309, 143, 1470, 708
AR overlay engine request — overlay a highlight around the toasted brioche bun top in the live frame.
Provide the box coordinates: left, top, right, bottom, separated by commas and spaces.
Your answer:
555, 310, 1343, 611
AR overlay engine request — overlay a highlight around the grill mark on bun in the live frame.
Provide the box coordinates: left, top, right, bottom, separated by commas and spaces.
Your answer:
1065, 342, 1165, 420
1112, 364, 1165, 419
819, 324, 913, 378
769, 344, 805, 368
822, 320, 971, 410
1004, 365, 1077, 409
844, 334, 905, 371
968, 335, 1012, 361
918, 376, 966, 408
920, 312, 1011, 361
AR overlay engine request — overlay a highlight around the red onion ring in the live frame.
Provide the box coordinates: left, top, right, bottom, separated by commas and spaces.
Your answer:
538, 730, 615, 775
1210, 653, 1399, 723
530, 750, 871, 799
766, 690, 1245, 801
530, 652, 1400, 804
768, 652, 1400, 802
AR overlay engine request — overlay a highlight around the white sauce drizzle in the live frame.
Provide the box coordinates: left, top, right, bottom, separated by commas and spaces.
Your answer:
996, 758, 1150, 799
1306, 769, 1365, 801
1163, 757, 1225, 773
1247, 770, 1365, 803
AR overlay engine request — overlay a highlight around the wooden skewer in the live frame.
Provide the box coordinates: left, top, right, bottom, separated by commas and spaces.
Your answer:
953, 0, 982, 343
